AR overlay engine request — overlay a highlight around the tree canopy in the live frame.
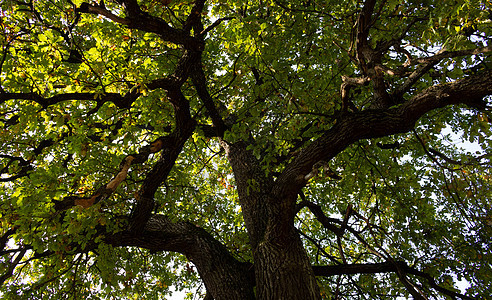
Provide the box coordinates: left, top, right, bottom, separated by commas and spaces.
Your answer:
1, 0, 491, 299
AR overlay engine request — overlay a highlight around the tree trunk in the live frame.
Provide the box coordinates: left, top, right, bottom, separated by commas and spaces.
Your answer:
255, 230, 321, 299
222, 140, 321, 299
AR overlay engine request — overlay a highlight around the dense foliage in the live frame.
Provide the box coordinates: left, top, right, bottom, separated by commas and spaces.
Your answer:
1, 0, 491, 299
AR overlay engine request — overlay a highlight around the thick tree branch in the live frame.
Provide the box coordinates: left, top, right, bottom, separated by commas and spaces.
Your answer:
220, 140, 272, 248
392, 46, 492, 99
191, 61, 227, 136
354, 0, 392, 108
77, 2, 203, 51
53, 134, 173, 211
354, 0, 377, 74
275, 70, 492, 204
108, 215, 255, 300
54, 88, 196, 224
0, 91, 136, 109
183, 0, 206, 34
313, 263, 475, 300
129, 88, 196, 232
147, 49, 200, 91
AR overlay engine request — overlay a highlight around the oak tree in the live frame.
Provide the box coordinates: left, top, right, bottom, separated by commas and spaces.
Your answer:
1, 0, 491, 299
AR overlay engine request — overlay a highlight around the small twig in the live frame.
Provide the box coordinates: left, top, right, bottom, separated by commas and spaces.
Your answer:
200, 17, 234, 37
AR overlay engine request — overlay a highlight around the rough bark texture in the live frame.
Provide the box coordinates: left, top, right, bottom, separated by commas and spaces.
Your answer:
255, 234, 321, 299
222, 141, 322, 299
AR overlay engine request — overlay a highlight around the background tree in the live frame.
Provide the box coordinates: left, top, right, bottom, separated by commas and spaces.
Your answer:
1, 0, 491, 299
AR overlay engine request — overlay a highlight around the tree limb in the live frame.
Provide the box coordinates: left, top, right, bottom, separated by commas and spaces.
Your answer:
392, 45, 492, 99
313, 262, 476, 300
191, 61, 227, 136
200, 17, 234, 37
129, 88, 195, 233
183, 0, 206, 34
0, 227, 18, 253
0, 248, 27, 286
0, 90, 138, 109
108, 215, 255, 300
274, 70, 492, 202
77, 2, 203, 51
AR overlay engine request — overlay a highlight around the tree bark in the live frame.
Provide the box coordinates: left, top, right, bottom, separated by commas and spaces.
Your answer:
255, 231, 321, 299
108, 215, 255, 300
222, 140, 321, 299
